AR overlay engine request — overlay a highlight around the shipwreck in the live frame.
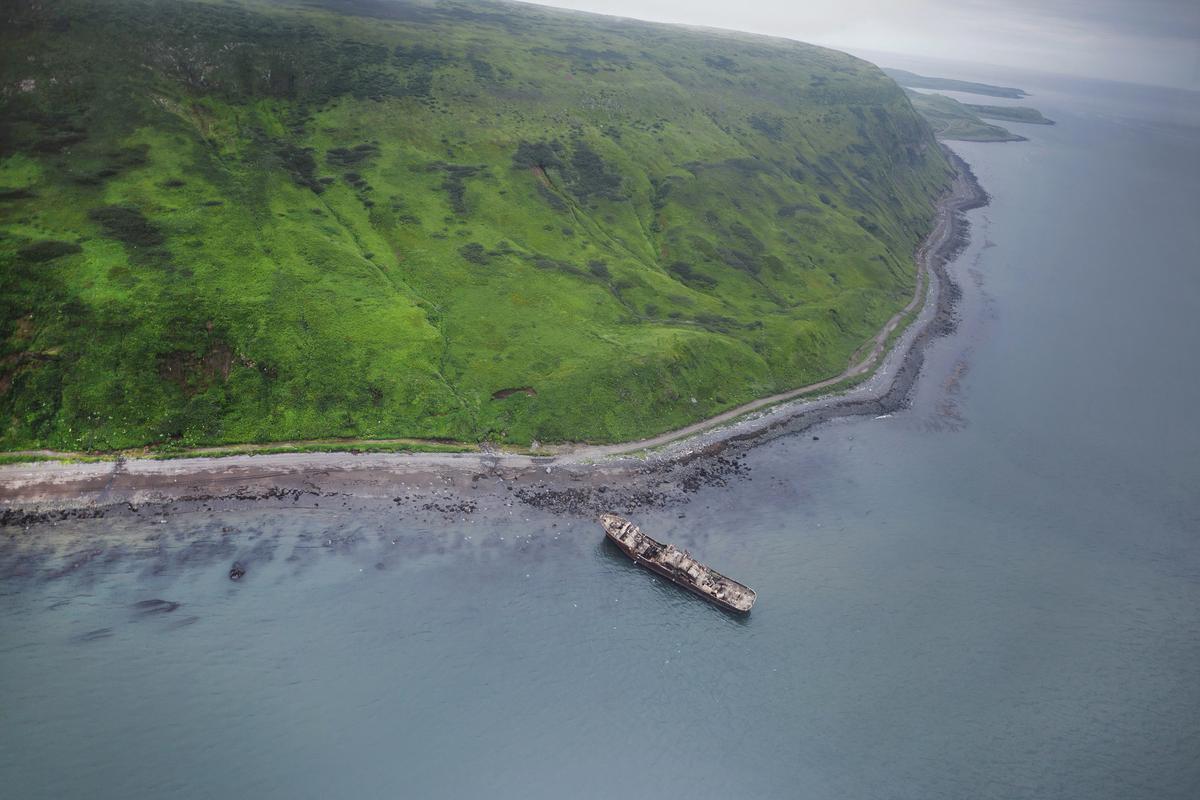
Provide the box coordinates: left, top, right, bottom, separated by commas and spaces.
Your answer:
599, 513, 756, 613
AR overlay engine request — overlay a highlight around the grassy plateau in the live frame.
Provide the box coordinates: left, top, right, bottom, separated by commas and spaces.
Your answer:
1, 0, 953, 450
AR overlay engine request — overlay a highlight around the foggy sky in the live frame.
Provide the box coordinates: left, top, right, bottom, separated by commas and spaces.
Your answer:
523, 0, 1200, 90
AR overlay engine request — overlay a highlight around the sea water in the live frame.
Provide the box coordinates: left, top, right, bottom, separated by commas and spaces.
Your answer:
2, 70, 1198, 799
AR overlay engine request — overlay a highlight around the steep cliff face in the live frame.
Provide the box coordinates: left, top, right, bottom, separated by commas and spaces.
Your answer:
0, 0, 951, 449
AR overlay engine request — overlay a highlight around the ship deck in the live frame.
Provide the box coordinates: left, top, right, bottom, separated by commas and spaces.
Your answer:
600, 514, 755, 612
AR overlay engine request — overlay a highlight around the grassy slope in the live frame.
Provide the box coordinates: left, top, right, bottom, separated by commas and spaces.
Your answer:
0, 0, 951, 450
904, 90, 1026, 142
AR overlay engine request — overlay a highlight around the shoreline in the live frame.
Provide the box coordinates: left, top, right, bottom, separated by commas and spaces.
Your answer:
0, 148, 988, 525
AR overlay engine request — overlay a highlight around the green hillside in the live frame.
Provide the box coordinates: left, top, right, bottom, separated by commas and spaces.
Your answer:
0, 0, 951, 450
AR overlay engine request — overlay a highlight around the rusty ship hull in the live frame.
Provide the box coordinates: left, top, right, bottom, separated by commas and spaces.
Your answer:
600, 514, 756, 613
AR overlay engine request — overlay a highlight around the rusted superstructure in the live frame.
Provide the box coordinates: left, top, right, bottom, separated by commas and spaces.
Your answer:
599, 513, 756, 613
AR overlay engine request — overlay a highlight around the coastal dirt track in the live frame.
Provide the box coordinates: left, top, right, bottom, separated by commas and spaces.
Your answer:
0, 150, 987, 522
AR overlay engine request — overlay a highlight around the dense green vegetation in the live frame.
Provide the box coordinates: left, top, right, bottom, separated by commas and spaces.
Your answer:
904, 90, 1027, 142
883, 68, 1027, 99
1, 0, 951, 450
964, 104, 1054, 125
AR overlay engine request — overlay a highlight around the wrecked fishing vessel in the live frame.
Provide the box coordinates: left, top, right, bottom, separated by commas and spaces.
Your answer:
599, 514, 756, 613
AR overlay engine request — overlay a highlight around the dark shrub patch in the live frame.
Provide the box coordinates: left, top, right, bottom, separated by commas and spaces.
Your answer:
394, 44, 449, 69
668, 261, 716, 289
748, 112, 785, 141
649, 177, 671, 210
777, 203, 817, 218
63, 145, 153, 186
568, 140, 621, 202
32, 127, 87, 153
459, 242, 488, 264
536, 184, 566, 211
0, 188, 35, 201
110, 144, 149, 170
389, 45, 445, 101
513, 140, 564, 170
88, 206, 164, 248
275, 141, 322, 193
856, 216, 881, 235
695, 313, 740, 333
469, 57, 495, 81
403, 71, 434, 99
18, 240, 82, 262
338, 40, 389, 65
429, 163, 484, 216
729, 221, 765, 253
160, 178, 186, 188
588, 260, 610, 279
718, 247, 760, 275
444, 175, 467, 213
516, 139, 620, 203
530, 256, 585, 278
343, 171, 369, 190
326, 142, 379, 167
531, 45, 630, 68
704, 55, 738, 72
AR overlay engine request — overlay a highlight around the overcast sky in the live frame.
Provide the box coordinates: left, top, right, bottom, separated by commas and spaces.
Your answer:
523, 0, 1200, 90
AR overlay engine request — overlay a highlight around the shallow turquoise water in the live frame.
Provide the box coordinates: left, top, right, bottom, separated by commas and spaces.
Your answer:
2, 72, 1198, 799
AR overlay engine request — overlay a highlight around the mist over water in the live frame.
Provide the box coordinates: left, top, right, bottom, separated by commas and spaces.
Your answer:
3, 69, 1199, 799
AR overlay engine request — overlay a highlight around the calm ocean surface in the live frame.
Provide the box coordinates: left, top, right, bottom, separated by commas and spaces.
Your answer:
2, 70, 1199, 799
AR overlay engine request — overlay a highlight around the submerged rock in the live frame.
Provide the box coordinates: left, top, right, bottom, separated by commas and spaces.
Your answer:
76, 627, 114, 642
133, 599, 180, 614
